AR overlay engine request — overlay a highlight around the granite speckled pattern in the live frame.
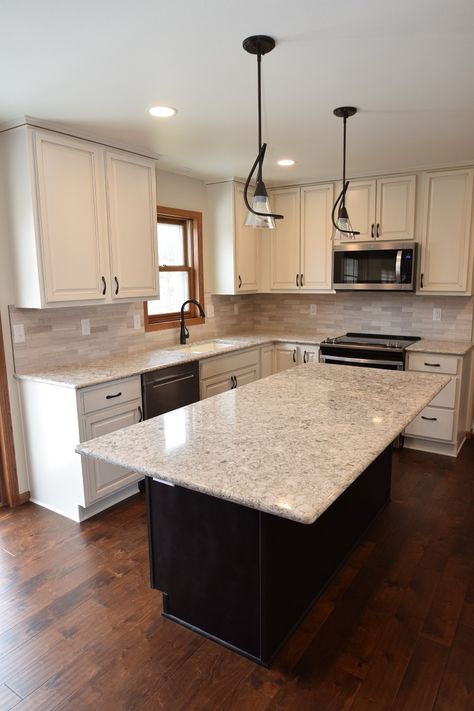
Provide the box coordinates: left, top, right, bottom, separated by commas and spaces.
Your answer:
14, 332, 338, 389
406, 339, 473, 355
76, 364, 449, 525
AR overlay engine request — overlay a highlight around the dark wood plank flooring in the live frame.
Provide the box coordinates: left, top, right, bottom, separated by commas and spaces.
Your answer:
0, 442, 472, 710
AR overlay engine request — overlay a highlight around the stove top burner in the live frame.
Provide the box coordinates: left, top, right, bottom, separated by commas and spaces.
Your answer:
322, 332, 421, 351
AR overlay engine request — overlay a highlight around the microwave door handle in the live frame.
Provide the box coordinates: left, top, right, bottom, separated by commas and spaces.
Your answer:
395, 250, 402, 283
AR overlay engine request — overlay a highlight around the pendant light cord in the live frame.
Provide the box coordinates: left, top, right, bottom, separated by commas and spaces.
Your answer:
257, 51, 262, 181
341, 116, 347, 209
331, 109, 360, 235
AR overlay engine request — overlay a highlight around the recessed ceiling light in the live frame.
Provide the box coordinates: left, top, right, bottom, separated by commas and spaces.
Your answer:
277, 159, 295, 166
149, 106, 178, 118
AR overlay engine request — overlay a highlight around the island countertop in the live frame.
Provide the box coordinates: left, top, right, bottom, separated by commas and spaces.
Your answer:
76, 363, 449, 525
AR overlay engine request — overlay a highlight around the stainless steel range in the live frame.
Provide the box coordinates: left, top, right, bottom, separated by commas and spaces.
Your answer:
320, 332, 421, 371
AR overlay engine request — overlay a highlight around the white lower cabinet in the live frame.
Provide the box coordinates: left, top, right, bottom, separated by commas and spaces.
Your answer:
260, 345, 275, 379
274, 343, 320, 373
404, 351, 471, 456
200, 348, 260, 399
20, 375, 143, 521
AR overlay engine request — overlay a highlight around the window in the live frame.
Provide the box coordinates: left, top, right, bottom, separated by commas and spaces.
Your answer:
144, 206, 204, 331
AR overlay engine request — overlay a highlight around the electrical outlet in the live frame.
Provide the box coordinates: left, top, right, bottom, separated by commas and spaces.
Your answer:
233, 303, 239, 315
206, 303, 215, 318
133, 314, 141, 330
432, 308, 442, 321
310, 304, 317, 317
81, 318, 90, 336
13, 324, 25, 344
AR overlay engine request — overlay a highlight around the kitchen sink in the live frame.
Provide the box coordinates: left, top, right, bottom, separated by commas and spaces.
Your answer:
178, 340, 236, 354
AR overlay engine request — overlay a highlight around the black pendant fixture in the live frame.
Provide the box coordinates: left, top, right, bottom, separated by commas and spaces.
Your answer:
331, 106, 360, 239
242, 35, 283, 229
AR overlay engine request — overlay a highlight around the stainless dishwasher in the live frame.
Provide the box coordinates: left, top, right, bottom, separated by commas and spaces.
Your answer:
141, 361, 200, 419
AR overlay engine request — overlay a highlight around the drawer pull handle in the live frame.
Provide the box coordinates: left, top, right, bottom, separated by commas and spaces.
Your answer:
421, 416, 438, 421
105, 392, 122, 399
230, 376, 236, 389
238, 274, 242, 289
296, 274, 299, 287
234, 375, 238, 387
300, 273, 304, 287
371, 223, 375, 239
114, 276, 120, 295
138, 405, 143, 422
101, 276, 106, 295
420, 272, 424, 288
303, 350, 308, 363
292, 349, 297, 363
424, 362, 440, 367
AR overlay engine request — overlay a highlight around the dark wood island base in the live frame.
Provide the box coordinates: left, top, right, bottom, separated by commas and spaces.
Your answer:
146, 445, 392, 665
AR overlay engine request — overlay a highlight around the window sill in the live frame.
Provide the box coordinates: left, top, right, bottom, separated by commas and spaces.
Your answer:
144, 316, 205, 333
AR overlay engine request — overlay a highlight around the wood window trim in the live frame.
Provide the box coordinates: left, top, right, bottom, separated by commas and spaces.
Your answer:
0, 315, 29, 507
144, 206, 205, 332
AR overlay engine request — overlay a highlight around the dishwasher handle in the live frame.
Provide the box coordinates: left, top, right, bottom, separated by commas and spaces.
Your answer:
148, 372, 197, 388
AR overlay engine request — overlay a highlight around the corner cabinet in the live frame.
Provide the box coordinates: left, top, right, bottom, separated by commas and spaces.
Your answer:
0, 125, 159, 308
417, 169, 474, 295
269, 184, 334, 291
340, 175, 416, 242
207, 181, 260, 294
200, 348, 260, 399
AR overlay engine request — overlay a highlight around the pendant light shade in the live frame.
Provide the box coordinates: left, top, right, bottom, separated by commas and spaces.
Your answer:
242, 35, 283, 229
331, 106, 360, 239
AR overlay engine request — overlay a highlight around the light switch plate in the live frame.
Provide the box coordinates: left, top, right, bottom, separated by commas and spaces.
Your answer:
310, 304, 317, 317
432, 308, 442, 321
133, 314, 141, 329
81, 319, 90, 336
13, 324, 25, 344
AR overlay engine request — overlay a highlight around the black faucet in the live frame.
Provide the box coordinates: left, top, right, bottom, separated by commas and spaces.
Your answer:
179, 299, 205, 344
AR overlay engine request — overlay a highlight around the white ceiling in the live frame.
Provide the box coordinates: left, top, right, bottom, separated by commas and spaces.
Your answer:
2, 0, 474, 185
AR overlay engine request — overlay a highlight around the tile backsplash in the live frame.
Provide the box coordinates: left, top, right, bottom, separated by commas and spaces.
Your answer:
10, 291, 473, 373
10, 293, 255, 372
252, 292, 474, 342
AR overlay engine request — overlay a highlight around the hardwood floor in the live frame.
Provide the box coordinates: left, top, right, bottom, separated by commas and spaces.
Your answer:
0, 442, 472, 710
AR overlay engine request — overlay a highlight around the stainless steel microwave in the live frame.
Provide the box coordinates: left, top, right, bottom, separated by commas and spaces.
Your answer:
332, 241, 418, 291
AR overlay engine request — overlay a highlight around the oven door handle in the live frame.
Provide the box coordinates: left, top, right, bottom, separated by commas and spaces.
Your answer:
395, 249, 403, 283
321, 354, 403, 369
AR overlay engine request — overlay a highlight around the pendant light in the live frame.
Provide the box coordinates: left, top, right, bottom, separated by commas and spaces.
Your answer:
331, 106, 360, 239
242, 35, 283, 229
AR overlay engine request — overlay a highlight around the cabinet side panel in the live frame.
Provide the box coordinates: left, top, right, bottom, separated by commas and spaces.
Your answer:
0, 127, 43, 307
20, 380, 84, 520
207, 182, 235, 294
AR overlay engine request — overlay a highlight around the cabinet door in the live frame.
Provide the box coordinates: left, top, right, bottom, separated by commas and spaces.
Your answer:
376, 175, 416, 241
233, 364, 260, 389
274, 343, 299, 372
338, 179, 376, 241
299, 345, 320, 364
200, 373, 234, 400
300, 184, 334, 290
260, 345, 275, 378
269, 188, 301, 289
82, 400, 143, 504
419, 170, 473, 293
34, 131, 108, 304
234, 184, 260, 292
106, 151, 159, 300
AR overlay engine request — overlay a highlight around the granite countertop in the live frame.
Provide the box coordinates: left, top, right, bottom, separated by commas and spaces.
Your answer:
76, 364, 449, 525
14, 332, 338, 389
406, 339, 473, 355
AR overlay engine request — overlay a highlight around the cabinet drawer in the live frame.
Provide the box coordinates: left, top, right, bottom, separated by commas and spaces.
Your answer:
79, 376, 141, 414
200, 348, 259, 380
405, 406, 454, 441
408, 353, 459, 375
430, 377, 457, 408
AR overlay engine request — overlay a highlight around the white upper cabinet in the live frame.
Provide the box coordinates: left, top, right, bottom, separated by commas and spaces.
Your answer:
339, 176, 415, 241
418, 169, 474, 294
105, 151, 158, 300
34, 132, 108, 304
207, 181, 260, 294
270, 187, 301, 290
0, 124, 159, 308
300, 184, 334, 290
269, 184, 333, 291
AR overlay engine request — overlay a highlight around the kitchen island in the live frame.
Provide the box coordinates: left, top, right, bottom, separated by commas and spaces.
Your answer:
77, 364, 449, 665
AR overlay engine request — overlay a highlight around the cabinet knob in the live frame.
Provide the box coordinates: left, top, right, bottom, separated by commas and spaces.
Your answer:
114, 276, 120, 295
